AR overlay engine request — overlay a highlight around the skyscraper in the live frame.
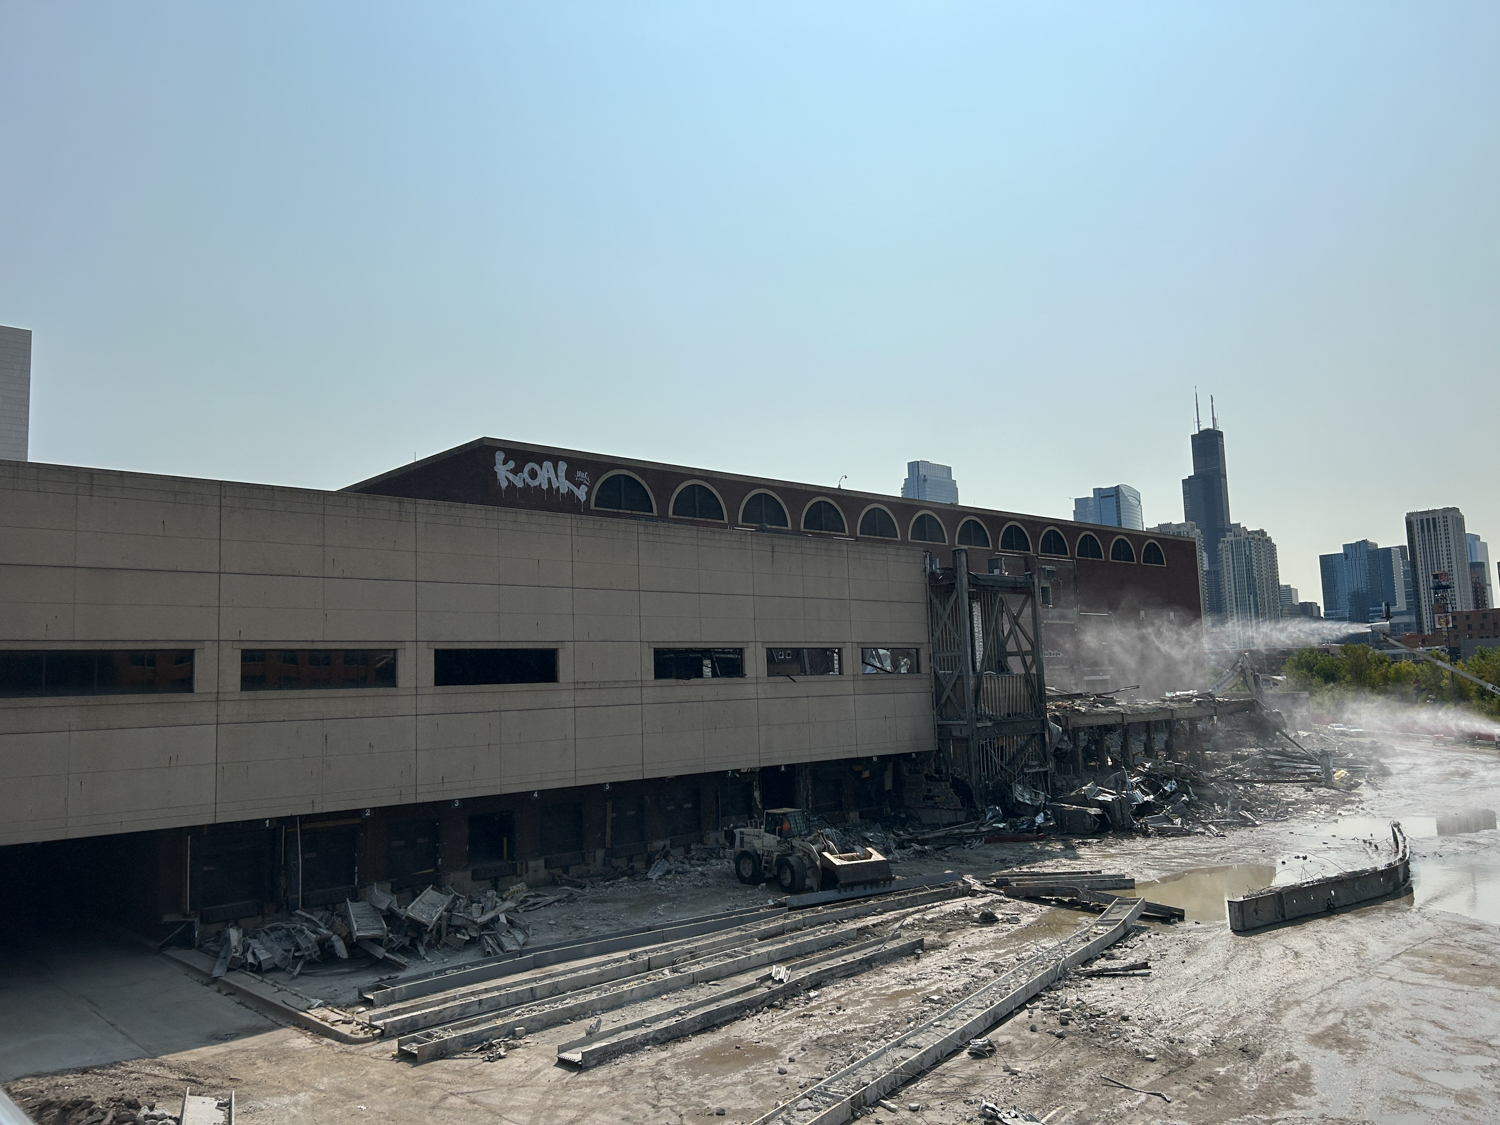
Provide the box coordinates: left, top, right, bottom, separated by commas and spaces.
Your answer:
1073, 484, 1144, 530
1469, 533, 1494, 610
1320, 540, 1414, 627
1319, 551, 1348, 621
1405, 508, 1473, 633
1221, 525, 1283, 635
1149, 520, 1208, 619
0, 325, 30, 462
1181, 396, 1232, 616
900, 461, 958, 504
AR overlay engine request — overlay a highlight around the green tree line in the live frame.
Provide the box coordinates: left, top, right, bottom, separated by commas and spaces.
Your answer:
1282, 644, 1500, 720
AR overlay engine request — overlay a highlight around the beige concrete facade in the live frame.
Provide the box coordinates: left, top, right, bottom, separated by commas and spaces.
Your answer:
0, 460, 933, 848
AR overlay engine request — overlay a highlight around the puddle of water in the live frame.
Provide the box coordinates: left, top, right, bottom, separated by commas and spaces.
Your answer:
1129, 864, 1277, 922
1318, 810, 1497, 840
1411, 857, 1500, 927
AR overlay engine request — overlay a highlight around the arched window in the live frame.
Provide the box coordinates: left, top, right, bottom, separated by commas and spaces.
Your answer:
802, 500, 847, 534
741, 491, 789, 528
957, 519, 990, 548
1076, 533, 1104, 559
1000, 524, 1031, 553
593, 472, 654, 514
910, 513, 946, 543
1040, 528, 1069, 556
671, 483, 724, 521
1110, 537, 1137, 563
859, 507, 899, 539
1142, 540, 1166, 566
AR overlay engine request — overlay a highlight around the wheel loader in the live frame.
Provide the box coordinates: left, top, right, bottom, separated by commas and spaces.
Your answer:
730, 807, 893, 894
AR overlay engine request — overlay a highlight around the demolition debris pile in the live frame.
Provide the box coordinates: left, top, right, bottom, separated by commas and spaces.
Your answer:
201, 883, 574, 978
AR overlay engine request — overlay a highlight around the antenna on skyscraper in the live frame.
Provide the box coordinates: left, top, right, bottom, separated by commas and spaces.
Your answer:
1210, 394, 1218, 430
1194, 388, 1201, 432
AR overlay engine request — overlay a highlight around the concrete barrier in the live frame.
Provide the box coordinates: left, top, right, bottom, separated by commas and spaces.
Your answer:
1227, 823, 1410, 933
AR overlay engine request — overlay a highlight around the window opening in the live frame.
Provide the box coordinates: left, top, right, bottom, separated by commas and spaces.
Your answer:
653, 648, 745, 679
1142, 541, 1166, 566
802, 500, 847, 534
1111, 537, 1137, 563
861, 647, 920, 674
957, 519, 990, 548
1077, 533, 1104, 559
859, 507, 899, 538
741, 492, 789, 528
0, 650, 195, 698
671, 483, 724, 521
1040, 528, 1069, 556
241, 649, 395, 691
593, 473, 654, 513
910, 513, 945, 543
1000, 524, 1032, 552
434, 649, 558, 686
766, 648, 842, 676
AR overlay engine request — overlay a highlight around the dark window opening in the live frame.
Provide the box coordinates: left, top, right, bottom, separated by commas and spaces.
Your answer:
910, 513, 945, 543
434, 649, 558, 686
741, 492, 789, 528
0, 649, 195, 698
594, 473, 655, 514
386, 819, 439, 882
1142, 541, 1166, 566
811, 771, 844, 814
610, 796, 646, 846
671, 483, 724, 521
767, 647, 842, 676
1000, 524, 1032, 553
802, 500, 847, 534
859, 507, 899, 538
1111, 537, 1137, 563
467, 811, 515, 865
661, 787, 701, 838
861, 646, 920, 674
718, 779, 755, 821
240, 649, 395, 691
653, 648, 744, 679
1077, 533, 1104, 560
957, 519, 991, 548
539, 802, 584, 857
1040, 529, 1069, 556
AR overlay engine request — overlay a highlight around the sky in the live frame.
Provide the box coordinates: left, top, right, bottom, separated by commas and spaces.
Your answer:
2, 2, 1497, 602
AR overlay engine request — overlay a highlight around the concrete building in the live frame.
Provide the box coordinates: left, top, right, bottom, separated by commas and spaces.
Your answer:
900, 461, 958, 505
1073, 484, 1144, 531
1406, 508, 1473, 633
1220, 525, 1282, 636
1469, 534, 1493, 611
0, 325, 30, 462
1181, 412, 1232, 617
0, 439, 1202, 927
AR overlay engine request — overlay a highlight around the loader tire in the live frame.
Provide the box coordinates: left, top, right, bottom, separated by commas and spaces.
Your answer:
775, 855, 808, 894
735, 851, 762, 885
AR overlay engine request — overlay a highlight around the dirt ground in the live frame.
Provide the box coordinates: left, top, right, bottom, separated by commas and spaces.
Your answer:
8, 734, 1500, 1125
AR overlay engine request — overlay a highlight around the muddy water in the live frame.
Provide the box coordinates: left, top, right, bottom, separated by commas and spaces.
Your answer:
1128, 864, 1277, 922
1411, 858, 1500, 927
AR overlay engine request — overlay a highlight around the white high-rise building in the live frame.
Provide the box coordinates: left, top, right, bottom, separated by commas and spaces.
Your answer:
0, 325, 30, 462
1406, 507, 1473, 632
1220, 525, 1283, 636
1150, 520, 1208, 619
900, 461, 958, 504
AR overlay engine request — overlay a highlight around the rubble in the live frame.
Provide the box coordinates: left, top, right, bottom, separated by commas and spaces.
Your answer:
200, 883, 564, 977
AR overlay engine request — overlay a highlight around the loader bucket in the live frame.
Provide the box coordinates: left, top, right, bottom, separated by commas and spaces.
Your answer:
819, 847, 893, 888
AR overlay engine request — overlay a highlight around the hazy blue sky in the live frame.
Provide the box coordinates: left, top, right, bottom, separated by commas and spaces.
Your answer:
2, 3, 1497, 600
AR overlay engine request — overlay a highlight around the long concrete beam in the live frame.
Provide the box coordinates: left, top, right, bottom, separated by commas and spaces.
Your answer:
1228, 824, 1410, 932
751, 897, 1147, 1125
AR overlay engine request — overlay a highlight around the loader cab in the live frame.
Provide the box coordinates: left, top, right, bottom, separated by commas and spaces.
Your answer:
764, 808, 809, 839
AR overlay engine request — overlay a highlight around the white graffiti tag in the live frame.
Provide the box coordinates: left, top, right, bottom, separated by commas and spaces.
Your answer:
494, 451, 589, 505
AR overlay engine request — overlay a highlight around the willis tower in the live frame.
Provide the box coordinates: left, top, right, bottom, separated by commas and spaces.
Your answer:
1182, 394, 1231, 617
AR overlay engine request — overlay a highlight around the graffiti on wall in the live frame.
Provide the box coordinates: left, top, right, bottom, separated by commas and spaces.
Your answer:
494, 450, 590, 505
